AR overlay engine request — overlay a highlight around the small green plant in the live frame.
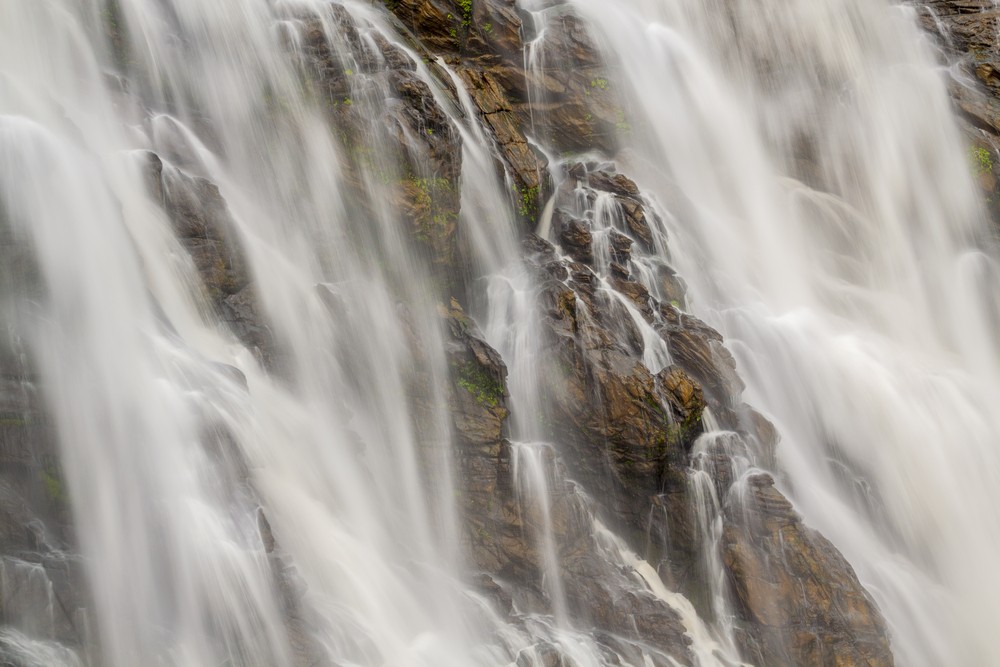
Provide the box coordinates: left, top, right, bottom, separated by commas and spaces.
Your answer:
515, 185, 540, 219
400, 177, 456, 245
39, 468, 66, 505
614, 109, 632, 134
455, 362, 504, 407
970, 146, 993, 176
457, 0, 473, 26
590, 78, 609, 90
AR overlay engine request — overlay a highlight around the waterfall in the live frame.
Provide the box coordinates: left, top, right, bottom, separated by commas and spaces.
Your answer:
0, 0, 995, 665
565, 0, 1000, 664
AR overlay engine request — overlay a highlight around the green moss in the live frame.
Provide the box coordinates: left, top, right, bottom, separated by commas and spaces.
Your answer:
970, 146, 993, 176
614, 109, 632, 135
644, 392, 701, 449
590, 78, 609, 90
401, 177, 457, 249
455, 361, 504, 407
39, 468, 66, 505
0, 414, 27, 427
515, 185, 540, 220
457, 0, 473, 26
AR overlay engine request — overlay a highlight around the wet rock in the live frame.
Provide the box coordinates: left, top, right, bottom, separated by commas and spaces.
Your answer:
456, 66, 548, 224
0, 350, 87, 652
143, 158, 277, 363
471, 0, 524, 58
442, 298, 510, 447
658, 304, 745, 411
562, 163, 657, 252
519, 240, 705, 530
377, 1, 548, 224
587, 170, 641, 198
657, 265, 688, 308
722, 473, 894, 667
555, 210, 594, 264
609, 275, 654, 319
383, 0, 523, 60
382, 0, 463, 54
607, 228, 633, 266
436, 299, 515, 575
394, 174, 460, 276
219, 285, 274, 364
516, 12, 625, 154
183, 238, 251, 302
521, 199, 891, 665
161, 167, 234, 241
387, 69, 461, 180
294, 10, 466, 287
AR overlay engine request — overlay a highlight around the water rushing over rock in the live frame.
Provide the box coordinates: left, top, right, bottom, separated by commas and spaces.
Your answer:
0, 0, 994, 665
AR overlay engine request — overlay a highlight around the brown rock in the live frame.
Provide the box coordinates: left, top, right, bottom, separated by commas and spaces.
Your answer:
723, 473, 894, 667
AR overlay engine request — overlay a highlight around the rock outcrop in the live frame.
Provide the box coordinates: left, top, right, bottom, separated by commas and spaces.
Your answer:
143, 152, 276, 364
437, 297, 697, 667
294, 5, 467, 289
358, 1, 898, 663
920, 0, 1000, 219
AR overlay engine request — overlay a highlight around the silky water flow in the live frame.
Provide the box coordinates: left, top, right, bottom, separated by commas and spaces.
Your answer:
0, 0, 994, 666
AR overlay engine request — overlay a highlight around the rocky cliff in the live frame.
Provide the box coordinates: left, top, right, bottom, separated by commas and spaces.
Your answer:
5, 0, 987, 665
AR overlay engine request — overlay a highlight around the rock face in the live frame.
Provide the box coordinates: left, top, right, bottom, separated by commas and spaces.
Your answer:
0, 1, 903, 665
300, 2, 895, 662
920, 0, 1000, 219
295, 4, 466, 289
437, 297, 697, 667
723, 474, 893, 667
143, 151, 276, 364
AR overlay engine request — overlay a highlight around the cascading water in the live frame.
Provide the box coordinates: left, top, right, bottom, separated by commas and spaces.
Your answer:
1, 0, 995, 665
563, 0, 1000, 664
0, 0, 748, 665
